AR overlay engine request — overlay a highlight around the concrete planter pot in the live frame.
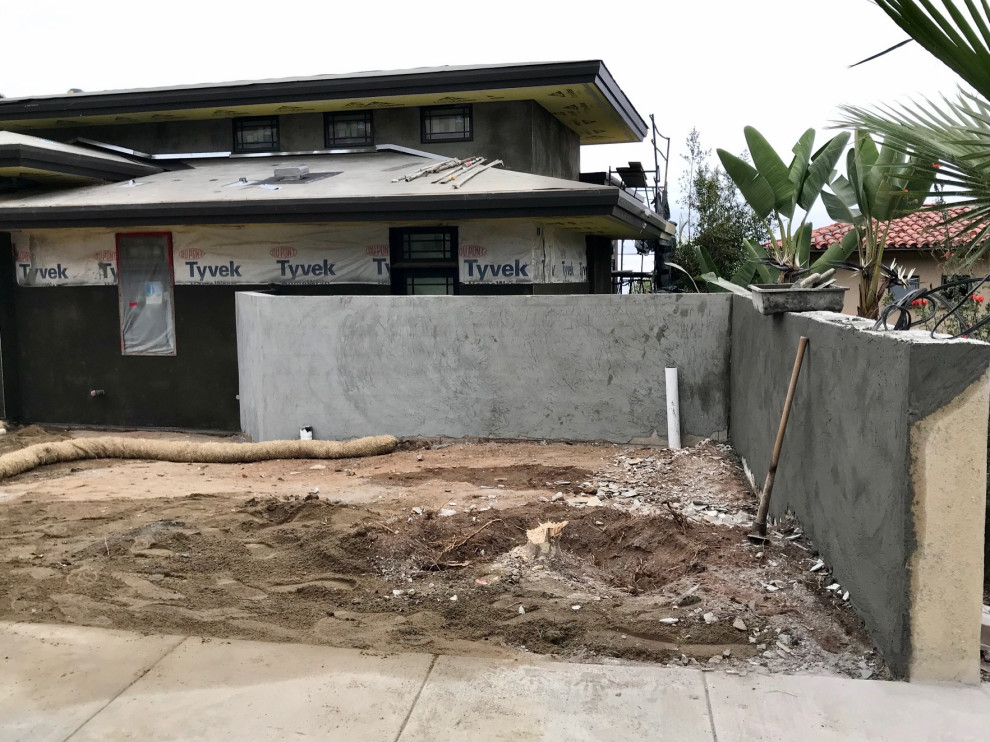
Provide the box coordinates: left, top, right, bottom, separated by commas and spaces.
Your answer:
749, 283, 847, 315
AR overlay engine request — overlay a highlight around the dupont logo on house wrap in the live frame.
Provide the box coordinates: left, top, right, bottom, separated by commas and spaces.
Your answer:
366, 244, 388, 257
457, 236, 532, 284
12, 234, 119, 286
95, 249, 118, 279
270, 246, 297, 259
178, 248, 204, 260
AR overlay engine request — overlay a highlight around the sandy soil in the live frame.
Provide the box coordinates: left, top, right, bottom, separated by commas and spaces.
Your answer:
0, 427, 885, 678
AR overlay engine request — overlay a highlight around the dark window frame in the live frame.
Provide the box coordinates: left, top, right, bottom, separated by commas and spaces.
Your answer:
233, 116, 280, 153
324, 111, 374, 147
421, 104, 473, 143
392, 227, 457, 263
389, 226, 459, 295
402, 269, 459, 295
114, 231, 177, 357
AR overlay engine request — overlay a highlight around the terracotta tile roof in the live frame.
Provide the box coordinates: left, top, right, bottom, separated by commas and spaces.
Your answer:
810, 207, 980, 251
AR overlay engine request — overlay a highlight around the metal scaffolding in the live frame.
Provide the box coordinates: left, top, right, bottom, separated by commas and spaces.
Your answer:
608, 114, 674, 293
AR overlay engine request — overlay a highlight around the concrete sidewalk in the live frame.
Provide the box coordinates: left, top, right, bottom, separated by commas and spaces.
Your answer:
1, 622, 988, 741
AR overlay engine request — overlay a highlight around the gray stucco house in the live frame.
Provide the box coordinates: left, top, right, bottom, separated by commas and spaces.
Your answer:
0, 61, 673, 431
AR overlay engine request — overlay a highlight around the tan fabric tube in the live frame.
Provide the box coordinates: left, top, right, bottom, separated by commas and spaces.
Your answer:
0, 435, 398, 481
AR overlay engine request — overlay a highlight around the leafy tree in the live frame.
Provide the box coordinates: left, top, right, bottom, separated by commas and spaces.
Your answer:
672, 129, 770, 287
679, 127, 707, 246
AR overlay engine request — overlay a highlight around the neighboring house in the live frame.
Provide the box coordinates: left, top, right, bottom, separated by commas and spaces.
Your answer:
0, 61, 674, 431
809, 207, 989, 315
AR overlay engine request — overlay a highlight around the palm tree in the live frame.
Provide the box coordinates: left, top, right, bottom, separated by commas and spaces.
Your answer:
839, 0, 990, 265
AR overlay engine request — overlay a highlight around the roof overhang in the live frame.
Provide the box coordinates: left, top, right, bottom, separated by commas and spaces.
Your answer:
0, 134, 161, 184
0, 61, 647, 145
0, 189, 671, 240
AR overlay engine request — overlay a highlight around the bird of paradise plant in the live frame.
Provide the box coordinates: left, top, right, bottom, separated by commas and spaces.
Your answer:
716, 127, 852, 284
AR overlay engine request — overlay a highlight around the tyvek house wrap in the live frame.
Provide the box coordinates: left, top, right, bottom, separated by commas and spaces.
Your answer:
9, 222, 589, 288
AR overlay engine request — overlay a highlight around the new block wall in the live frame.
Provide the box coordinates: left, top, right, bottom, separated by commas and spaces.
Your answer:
236, 293, 731, 444
730, 297, 990, 681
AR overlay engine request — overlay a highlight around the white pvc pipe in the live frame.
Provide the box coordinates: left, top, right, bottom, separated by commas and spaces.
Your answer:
665, 367, 681, 449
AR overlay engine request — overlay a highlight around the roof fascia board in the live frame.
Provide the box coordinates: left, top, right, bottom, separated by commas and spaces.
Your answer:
0, 144, 161, 181
594, 62, 648, 140
0, 62, 602, 119
613, 189, 672, 236
0, 62, 647, 142
609, 204, 671, 239
0, 189, 664, 237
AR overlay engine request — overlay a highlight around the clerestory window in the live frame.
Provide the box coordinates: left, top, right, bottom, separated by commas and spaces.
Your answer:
233, 116, 280, 153
421, 105, 472, 143
325, 111, 374, 147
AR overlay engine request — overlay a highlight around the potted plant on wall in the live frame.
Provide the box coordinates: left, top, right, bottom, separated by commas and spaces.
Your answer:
716, 126, 855, 313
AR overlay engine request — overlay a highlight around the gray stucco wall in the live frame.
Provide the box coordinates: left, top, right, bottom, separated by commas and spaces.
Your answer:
40, 119, 235, 154
374, 102, 528, 172
729, 296, 990, 677
236, 293, 730, 444
530, 102, 580, 180
37, 101, 579, 179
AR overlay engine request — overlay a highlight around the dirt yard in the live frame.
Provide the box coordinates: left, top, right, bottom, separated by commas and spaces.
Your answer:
0, 427, 885, 679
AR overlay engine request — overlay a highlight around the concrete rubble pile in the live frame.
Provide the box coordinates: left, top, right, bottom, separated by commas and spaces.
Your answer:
563, 443, 754, 527
390, 440, 891, 679
558, 442, 886, 679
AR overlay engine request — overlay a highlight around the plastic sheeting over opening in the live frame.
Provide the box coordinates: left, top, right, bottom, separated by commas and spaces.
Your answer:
117, 234, 176, 356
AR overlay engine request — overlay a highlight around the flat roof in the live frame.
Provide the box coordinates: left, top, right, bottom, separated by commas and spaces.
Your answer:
0, 61, 647, 145
0, 150, 672, 239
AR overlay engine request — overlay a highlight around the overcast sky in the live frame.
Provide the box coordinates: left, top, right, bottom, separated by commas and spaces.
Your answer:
3, 0, 966, 234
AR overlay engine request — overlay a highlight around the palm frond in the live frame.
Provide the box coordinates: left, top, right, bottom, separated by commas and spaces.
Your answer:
848, 38, 913, 68
873, 0, 990, 98
839, 90, 990, 265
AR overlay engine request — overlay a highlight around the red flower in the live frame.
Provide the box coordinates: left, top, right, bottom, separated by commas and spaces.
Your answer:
921, 299, 929, 306
933, 162, 942, 169
911, 299, 919, 307
979, 295, 985, 303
